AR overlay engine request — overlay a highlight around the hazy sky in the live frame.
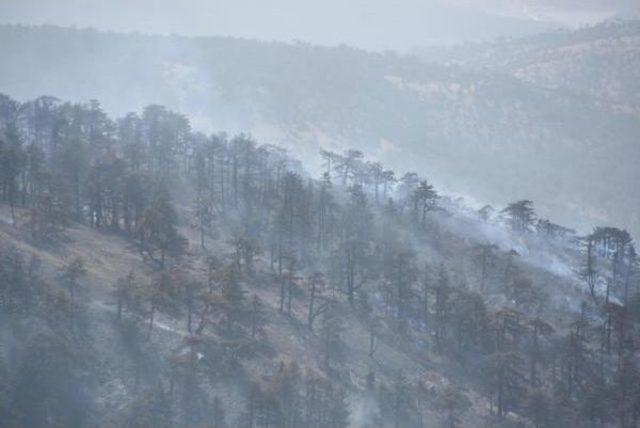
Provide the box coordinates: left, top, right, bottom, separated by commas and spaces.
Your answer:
0, 0, 638, 51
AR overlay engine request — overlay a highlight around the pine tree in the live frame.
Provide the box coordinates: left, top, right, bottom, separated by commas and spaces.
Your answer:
434, 385, 471, 428
113, 270, 139, 322
0, 129, 25, 225
144, 271, 181, 339
501, 200, 536, 232
137, 189, 186, 268
59, 256, 87, 307
320, 303, 345, 370
219, 264, 246, 334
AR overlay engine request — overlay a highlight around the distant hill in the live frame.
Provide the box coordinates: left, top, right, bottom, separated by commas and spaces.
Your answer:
416, 20, 640, 114
1, 24, 638, 237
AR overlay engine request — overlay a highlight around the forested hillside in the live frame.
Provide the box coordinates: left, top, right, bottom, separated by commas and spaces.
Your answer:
1, 94, 639, 427
416, 20, 640, 114
0, 24, 639, 238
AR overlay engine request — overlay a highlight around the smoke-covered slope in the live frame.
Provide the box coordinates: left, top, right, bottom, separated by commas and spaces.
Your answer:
0, 24, 638, 238
1, 92, 639, 427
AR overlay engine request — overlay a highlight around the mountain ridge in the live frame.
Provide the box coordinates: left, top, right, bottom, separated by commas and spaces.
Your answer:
0, 23, 638, 239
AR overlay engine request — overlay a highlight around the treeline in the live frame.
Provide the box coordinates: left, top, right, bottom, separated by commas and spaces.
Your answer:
1, 94, 639, 427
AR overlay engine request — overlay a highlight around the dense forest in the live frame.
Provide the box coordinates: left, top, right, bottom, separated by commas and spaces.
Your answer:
0, 94, 639, 427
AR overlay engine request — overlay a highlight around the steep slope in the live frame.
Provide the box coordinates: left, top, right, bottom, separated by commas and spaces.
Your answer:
0, 188, 589, 427
1, 93, 639, 427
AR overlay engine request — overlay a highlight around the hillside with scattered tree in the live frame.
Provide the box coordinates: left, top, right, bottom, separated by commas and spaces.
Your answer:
1, 94, 639, 427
